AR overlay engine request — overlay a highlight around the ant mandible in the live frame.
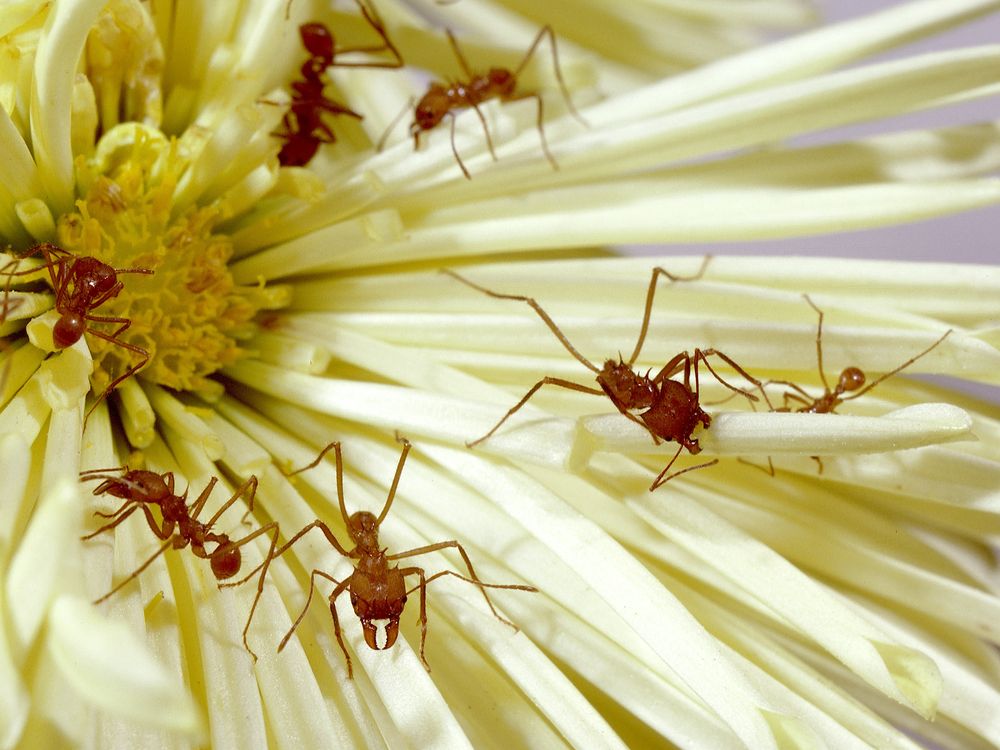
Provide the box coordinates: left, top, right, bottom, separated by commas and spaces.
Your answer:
230, 436, 536, 675
80, 467, 279, 609
400, 25, 584, 179
444, 259, 767, 490
277, 1, 403, 166
749, 294, 952, 475
2, 242, 152, 420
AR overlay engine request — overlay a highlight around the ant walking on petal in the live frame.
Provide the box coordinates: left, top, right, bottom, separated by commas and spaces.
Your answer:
444, 259, 767, 490
2, 242, 152, 421
380, 25, 584, 179
230, 436, 536, 675
80, 468, 279, 612
277, 1, 403, 166
748, 294, 953, 475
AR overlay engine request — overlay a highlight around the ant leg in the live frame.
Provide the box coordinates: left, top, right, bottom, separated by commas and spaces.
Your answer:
327, 580, 353, 677
187, 477, 220, 520
844, 329, 952, 401
400, 567, 431, 671
283, 441, 338, 477
468, 376, 604, 447
375, 97, 414, 152
737, 456, 776, 477
650, 351, 690, 384
802, 294, 832, 393
810, 456, 825, 475
694, 349, 762, 404
220, 521, 279, 661
650, 444, 718, 491
331, 0, 404, 68
512, 25, 586, 126
375, 436, 411, 525
468, 100, 497, 161
441, 270, 600, 373
81, 503, 141, 539
444, 29, 474, 79
447, 112, 472, 180
389, 540, 536, 629
782, 390, 811, 410
276, 568, 338, 651
91, 497, 138, 520
203, 475, 259, 529
94, 536, 176, 604
628, 258, 712, 367
525, 93, 555, 169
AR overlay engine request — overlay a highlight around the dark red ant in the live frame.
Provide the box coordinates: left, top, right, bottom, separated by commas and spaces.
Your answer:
80, 467, 279, 609
444, 260, 766, 490
2, 242, 151, 419
277, 1, 403, 166
230, 436, 536, 675
382, 25, 584, 179
749, 294, 953, 475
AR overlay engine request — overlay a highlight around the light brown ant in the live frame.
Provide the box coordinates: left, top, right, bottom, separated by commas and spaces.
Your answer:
230, 436, 536, 675
80, 467, 279, 609
2, 242, 152, 421
380, 25, 584, 179
749, 294, 953, 475
444, 259, 766, 490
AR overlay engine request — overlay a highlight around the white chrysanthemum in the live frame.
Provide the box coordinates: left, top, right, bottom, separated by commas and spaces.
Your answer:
0, 1, 998, 749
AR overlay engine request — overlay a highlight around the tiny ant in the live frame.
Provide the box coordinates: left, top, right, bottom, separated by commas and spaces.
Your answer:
1, 242, 152, 420
231, 437, 536, 675
749, 295, 953, 475
277, 2, 403, 166
444, 259, 766, 490
382, 25, 583, 179
80, 467, 279, 609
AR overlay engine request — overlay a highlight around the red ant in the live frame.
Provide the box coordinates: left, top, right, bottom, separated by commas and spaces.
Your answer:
230, 437, 536, 675
444, 260, 766, 490
277, 2, 403, 166
2, 242, 152, 420
749, 294, 953, 475
80, 467, 279, 609
381, 25, 584, 179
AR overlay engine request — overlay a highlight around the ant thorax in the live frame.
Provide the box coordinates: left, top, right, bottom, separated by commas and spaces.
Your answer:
596, 359, 656, 410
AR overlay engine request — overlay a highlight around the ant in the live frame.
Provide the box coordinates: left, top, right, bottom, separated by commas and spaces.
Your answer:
80, 467, 279, 608
230, 436, 536, 675
2, 242, 152, 420
444, 259, 767, 490
381, 25, 584, 179
749, 294, 953, 474
277, 1, 403, 166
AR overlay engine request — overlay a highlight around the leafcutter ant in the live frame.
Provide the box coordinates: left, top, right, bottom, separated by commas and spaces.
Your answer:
1, 242, 152, 421
277, 2, 403, 166
749, 294, 953, 475
444, 259, 766, 490
380, 25, 584, 179
230, 436, 536, 674
80, 468, 279, 608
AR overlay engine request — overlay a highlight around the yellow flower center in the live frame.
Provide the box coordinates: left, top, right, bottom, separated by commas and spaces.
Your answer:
56, 123, 267, 393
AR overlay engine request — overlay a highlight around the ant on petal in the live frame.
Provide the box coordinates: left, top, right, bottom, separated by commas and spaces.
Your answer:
230, 436, 536, 675
80, 467, 279, 614
380, 25, 584, 179
444, 258, 766, 490
2, 243, 152, 422
277, 1, 403, 166
748, 294, 952, 475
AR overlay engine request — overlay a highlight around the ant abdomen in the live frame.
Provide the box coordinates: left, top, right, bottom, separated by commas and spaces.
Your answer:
211, 542, 242, 580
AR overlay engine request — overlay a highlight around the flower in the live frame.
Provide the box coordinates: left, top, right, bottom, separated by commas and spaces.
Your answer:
1, 1, 998, 748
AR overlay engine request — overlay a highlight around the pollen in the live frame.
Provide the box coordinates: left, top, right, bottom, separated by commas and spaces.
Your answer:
56, 124, 271, 393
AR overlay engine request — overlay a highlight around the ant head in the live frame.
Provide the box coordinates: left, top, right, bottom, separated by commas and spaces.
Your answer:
52, 311, 85, 348
93, 469, 171, 502
351, 595, 406, 651
278, 133, 320, 166
487, 68, 516, 96
72, 256, 118, 296
210, 540, 241, 580
597, 359, 656, 409
412, 88, 449, 131
347, 511, 379, 547
838, 367, 866, 393
299, 22, 334, 60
